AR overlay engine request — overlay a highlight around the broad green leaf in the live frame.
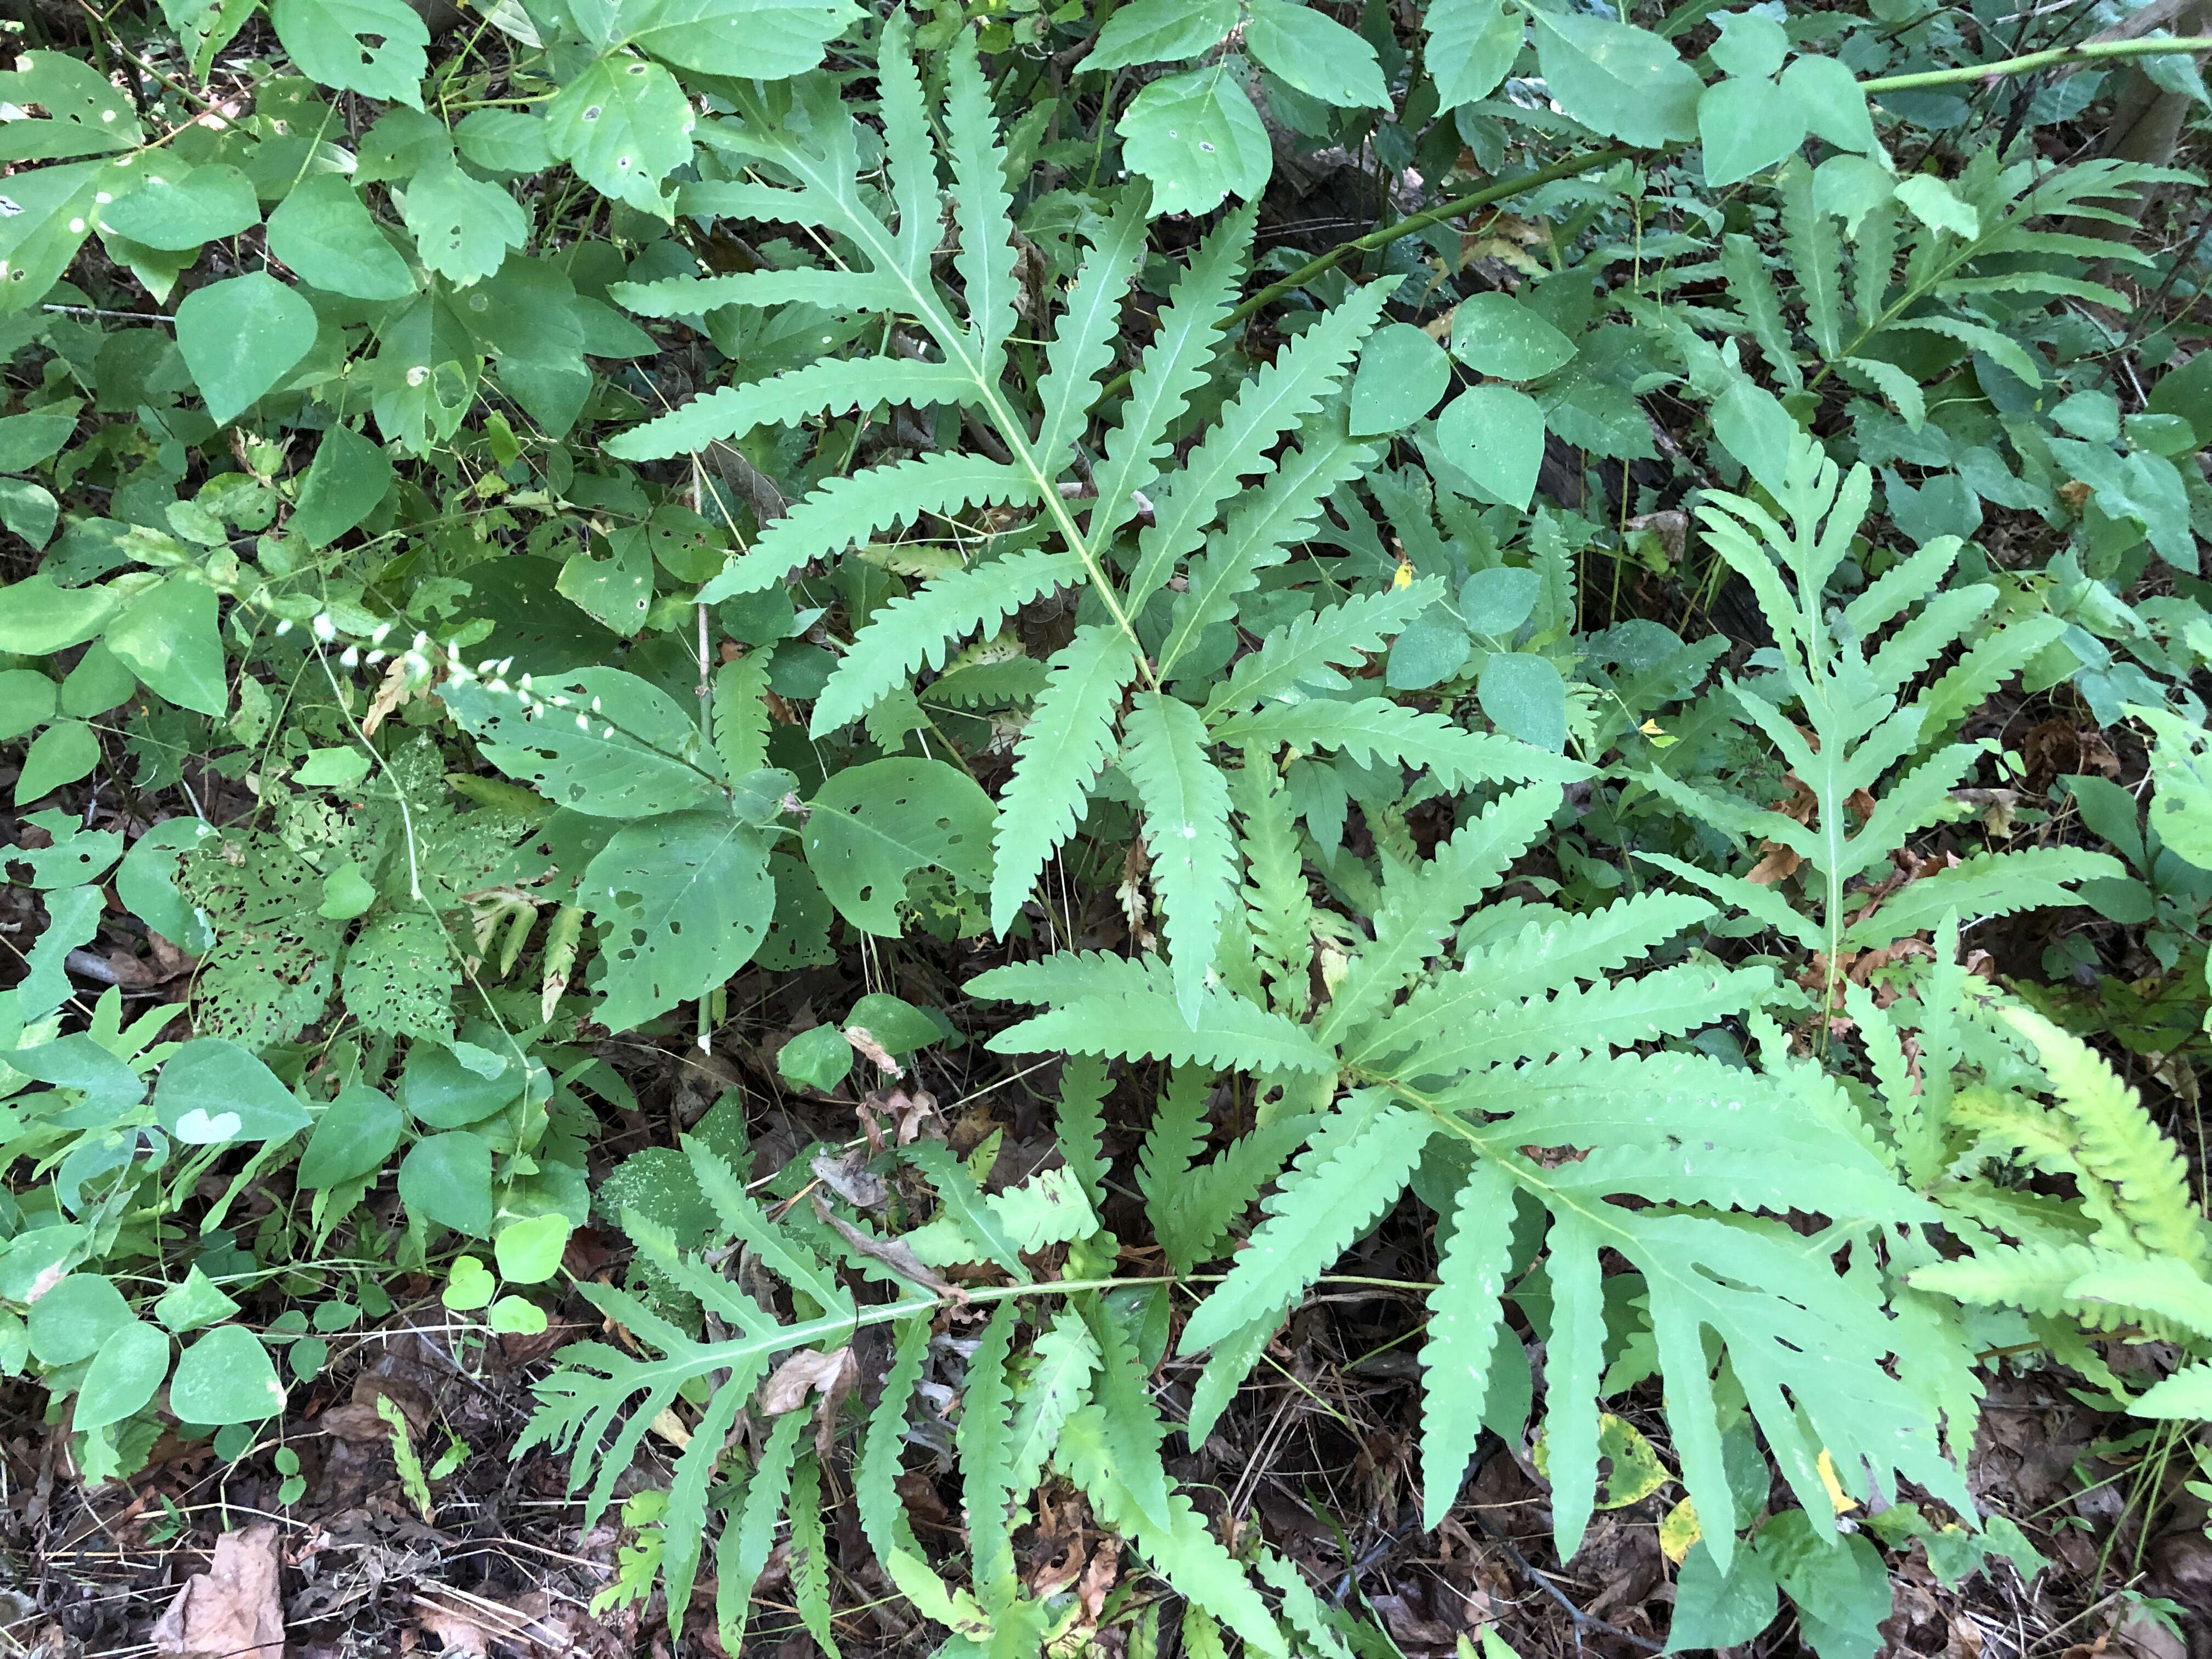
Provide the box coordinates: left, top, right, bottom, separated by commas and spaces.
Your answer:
1697, 77, 1807, 188
290, 424, 396, 548
495, 1214, 572, 1284
1451, 292, 1577, 380
1526, 8, 1702, 148
1781, 53, 1875, 152
777, 1024, 854, 1091
97, 162, 258, 251
17, 720, 100, 806
154, 1037, 313, 1144
170, 1324, 286, 1425
77, 1321, 171, 1430
1460, 565, 1541, 635
1118, 64, 1272, 218
439, 668, 719, 818
1477, 651, 1568, 752
1426, 0, 1523, 109
1350, 323, 1451, 434
0, 574, 117, 654
1088, 0, 1238, 69
0, 478, 59, 549
0, 52, 144, 159
1708, 10, 1787, 77
583, 810, 775, 1028
270, 0, 430, 107
546, 55, 694, 218
176, 273, 318, 426
298, 1085, 403, 1187
1437, 383, 1544, 509
1243, 0, 1387, 108
265, 173, 416, 300
399, 1131, 495, 1236
0, 669, 55, 740
27, 1273, 131, 1365
104, 577, 228, 716
0, 159, 116, 317
401, 158, 528, 287
612, 0, 862, 78
0, 404, 77, 471
558, 526, 656, 636
1668, 1542, 1780, 1652
805, 757, 994, 936
455, 109, 556, 173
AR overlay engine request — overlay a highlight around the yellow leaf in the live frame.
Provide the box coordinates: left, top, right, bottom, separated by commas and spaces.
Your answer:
1817, 1448, 1858, 1514
1660, 1497, 1701, 1564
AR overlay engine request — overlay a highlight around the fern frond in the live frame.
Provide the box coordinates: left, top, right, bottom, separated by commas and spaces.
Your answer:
1087, 205, 1256, 553
985, 980, 1336, 1074
1378, 963, 1771, 1076
787, 1454, 842, 1659
1997, 1006, 2206, 1269
988, 625, 1142, 933
712, 654, 772, 780
1081, 1294, 1177, 1530
1138, 1066, 1214, 1268
1054, 1406, 1287, 1657
1032, 193, 1150, 473
957, 1302, 1022, 1609
1632, 852, 1828, 951
857, 1315, 995, 1638
1003, 1307, 1099, 1501
664, 1381, 746, 1638
1909, 1239, 2157, 1330
1722, 233, 1801, 392
944, 29, 1018, 358
1215, 696, 1591, 787
1159, 421, 1380, 675
697, 453, 1037, 601
684, 1136, 854, 1319
1318, 784, 1561, 1044
1122, 692, 1238, 1020
1846, 846, 2122, 949
610, 357, 983, 462
1179, 1102, 1432, 1353
1420, 1159, 1516, 1528
1204, 580, 1442, 717
1126, 284, 1388, 602
1778, 161, 1841, 363
1054, 1053, 1113, 1213
967, 948, 1173, 1006
811, 546, 1081, 735
608, 267, 904, 319
1460, 888, 1719, 994
1160, 1113, 1320, 1272
714, 1409, 804, 1650
1232, 758, 1316, 1019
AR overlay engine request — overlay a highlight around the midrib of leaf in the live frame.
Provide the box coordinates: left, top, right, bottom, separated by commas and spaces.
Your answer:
771, 120, 1159, 691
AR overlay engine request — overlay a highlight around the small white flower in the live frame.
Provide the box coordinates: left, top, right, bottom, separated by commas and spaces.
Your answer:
340, 646, 359, 668
312, 613, 336, 642
274, 618, 293, 636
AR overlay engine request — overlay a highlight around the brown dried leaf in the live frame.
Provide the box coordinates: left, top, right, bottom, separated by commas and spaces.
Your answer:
153, 1524, 286, 1659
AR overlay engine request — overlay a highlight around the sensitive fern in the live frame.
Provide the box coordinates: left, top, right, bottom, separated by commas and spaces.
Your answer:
974, 775, 1975, 1571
